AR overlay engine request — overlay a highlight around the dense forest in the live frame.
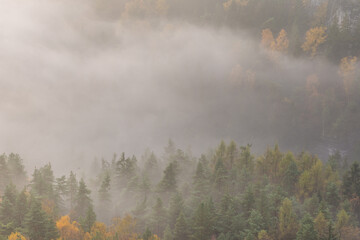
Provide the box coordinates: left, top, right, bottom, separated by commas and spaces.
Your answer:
2, 0, 360, 240
0, 140, 360, 240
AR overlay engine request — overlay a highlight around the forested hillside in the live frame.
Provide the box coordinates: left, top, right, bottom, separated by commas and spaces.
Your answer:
1, 0, 360, 239
0, 141, 359, 239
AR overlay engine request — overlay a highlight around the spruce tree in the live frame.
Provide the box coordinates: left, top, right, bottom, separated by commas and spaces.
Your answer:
173, 212, 188, 240
158, 162, 177, 193
73, 178, 92, 220
14, 188, 28, 228
0, 183, 17, 225
296, 214, 318, 240
81, 205, 96, 233
25, 197, 48, 240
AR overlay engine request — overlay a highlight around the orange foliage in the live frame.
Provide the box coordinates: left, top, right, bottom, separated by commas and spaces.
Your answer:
302, 27, 327, 57
8, 232, 26, 240
56, 215, 82, 240
261, 29, 275, 49
89, 222, 111, 240
272, 29, 289, 53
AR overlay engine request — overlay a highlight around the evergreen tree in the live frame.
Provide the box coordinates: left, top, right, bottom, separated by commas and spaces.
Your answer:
150, 197, 167, 236
213, 158, 228, 193
343, 162, 360, 198
73, 178, 92, 220
0, 183, 17, 225
45, 217, 59, 240
25, 197, 48, 240
158, 162, 177, 193
192, 202, 213, 240
0, 154, 9, 192
169, 193, 184, 228
173, 212, 188, 240
81, 205, 96, 233
142, 228, 152, 240
296, 214, 318, 240
67, 171, 78, 212
163, 225, 173, 240
98, 172, 111, 203
14, 188, 28, 228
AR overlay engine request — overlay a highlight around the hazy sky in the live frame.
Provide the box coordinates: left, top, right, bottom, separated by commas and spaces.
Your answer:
0, 0, 337, 173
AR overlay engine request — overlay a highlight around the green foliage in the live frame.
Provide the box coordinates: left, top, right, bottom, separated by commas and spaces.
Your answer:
173, 212, 188, 240
296, 214, 318, 240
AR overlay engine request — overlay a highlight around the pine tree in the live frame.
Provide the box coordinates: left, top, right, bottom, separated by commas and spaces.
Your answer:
25, 197, 48, 240
163, 225, 173, 240
81, 205, 96, 233
14, 188, 28, 228
73, 178, 92, 220
296, 214, 318, 240
98, 172, 111, 203
213, 158, 228, 193
45, 216, 59, 240
151, 197, 167, 236
67, 171, 78, 212
173, 212, 188, 240
0, 154, 9, 192
0, 183, 17, 225
192, 202, 213, 240
169, 193, 184, 228
343, 162, 360, 198
158, 162, 177, 193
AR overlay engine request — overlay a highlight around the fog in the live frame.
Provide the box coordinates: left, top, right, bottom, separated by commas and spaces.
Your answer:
0, 0, 339, 173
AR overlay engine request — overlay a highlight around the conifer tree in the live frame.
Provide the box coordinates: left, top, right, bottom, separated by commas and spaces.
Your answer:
296, 214, 318, 240
173, 212, 188, 240
73, 178, 92, 220
67, 171, 78, 212
158, 162, 177, 193
25, 198, 48, 240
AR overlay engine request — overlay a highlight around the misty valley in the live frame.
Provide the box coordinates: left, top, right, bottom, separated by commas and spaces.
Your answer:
1, 0, 360, 239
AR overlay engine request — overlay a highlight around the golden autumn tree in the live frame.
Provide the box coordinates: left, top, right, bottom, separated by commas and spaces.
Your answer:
298, 160, 324, 200
314, 212, 328, 240
272, 29, 289, 53
302, 27, 327, 57
156, 0, 169, 15
56, 215, 82, 240
88, 222, 111, 240
339, 56, 357, 104
8, 232, 26, 240
109, 214, 138, 240
335, 209, 350, 237
279, 198, 298, 240
258, 230, 273, 240
261, 28, 275, 49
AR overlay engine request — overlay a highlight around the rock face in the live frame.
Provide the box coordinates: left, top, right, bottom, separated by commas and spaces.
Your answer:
327, 0, 360, 27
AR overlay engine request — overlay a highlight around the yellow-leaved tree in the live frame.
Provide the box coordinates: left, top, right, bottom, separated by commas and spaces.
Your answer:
339, 56, 357, 104
261, 28, 275, 50
314, 212, 328, 240
56, 215, 82, 240
109, 214, 138, 240
302, 27, 327, 57
279, 198, 298, 240
272, 29, 289, 53
8, 232, 26, 240
88, 222, 111, 240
